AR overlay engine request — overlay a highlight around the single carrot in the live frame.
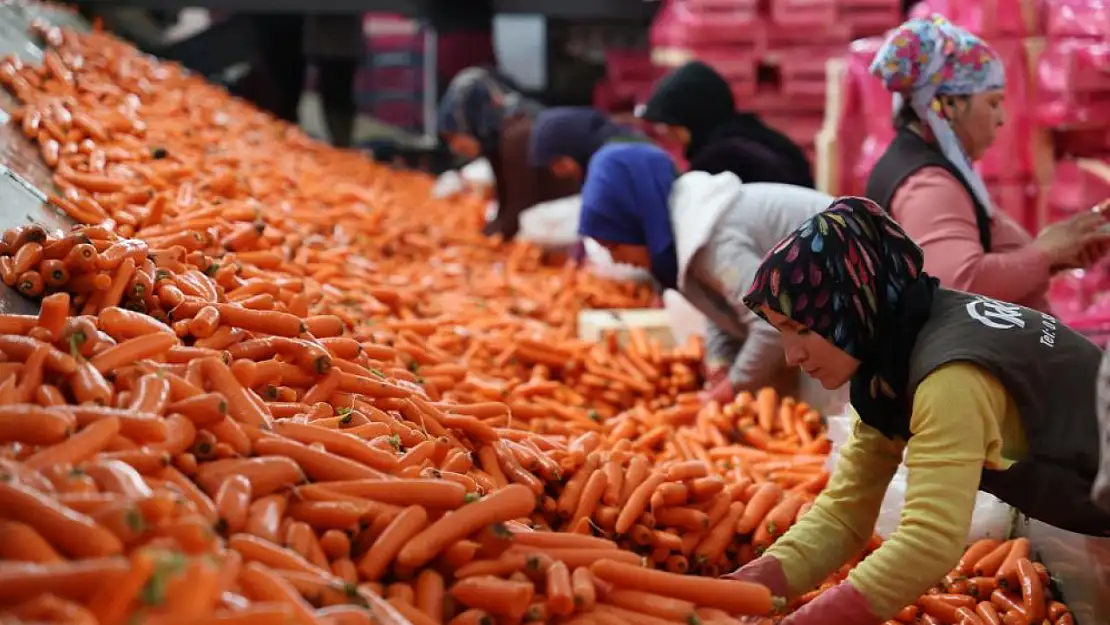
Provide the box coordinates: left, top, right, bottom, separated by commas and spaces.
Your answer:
590, 559, 773, 616
397, 484, 536, 569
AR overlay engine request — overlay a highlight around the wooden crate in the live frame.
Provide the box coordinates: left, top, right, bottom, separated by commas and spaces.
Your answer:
577, 308, 676, 349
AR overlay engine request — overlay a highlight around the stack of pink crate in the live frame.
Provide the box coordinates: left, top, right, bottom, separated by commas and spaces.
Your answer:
828, 0, 1110, 325
648, 0, 904, 168
594, 49, 661, 114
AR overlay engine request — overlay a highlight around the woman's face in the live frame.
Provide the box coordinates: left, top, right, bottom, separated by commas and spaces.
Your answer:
445, 133, 481, 160
599, 241, 651, 268
761, 307, 861, 389
946, 90, 1006, 161
551, 156, 581, 180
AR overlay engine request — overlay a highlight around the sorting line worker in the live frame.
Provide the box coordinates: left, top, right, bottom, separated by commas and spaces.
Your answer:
725, 196, 1110, 625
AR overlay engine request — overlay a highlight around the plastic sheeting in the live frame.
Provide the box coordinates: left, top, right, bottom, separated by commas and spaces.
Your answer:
825, 413, 1016, 541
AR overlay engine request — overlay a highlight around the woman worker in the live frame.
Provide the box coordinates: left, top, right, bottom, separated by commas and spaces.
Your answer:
640, 61, 814, 188
437, 68, 578, 240
528, 107, 644, 183
866, 15, 1109, 312
726, 197, 1110, 624
577, 142, 834, 403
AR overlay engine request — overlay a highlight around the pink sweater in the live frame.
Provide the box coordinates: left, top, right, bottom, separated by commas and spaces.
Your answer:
890, 167, 1052, 312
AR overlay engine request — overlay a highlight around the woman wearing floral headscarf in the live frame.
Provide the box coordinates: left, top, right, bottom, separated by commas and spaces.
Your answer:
866, 15, 1109, 312
437, 68, 578, 240
723, 196, 1109, 624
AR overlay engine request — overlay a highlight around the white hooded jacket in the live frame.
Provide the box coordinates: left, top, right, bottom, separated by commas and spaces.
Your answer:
670, 171, 834, 391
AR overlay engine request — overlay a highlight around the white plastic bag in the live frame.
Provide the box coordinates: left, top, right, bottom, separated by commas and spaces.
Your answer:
826, 412, 1016, 541
875, 468, 1015, 541
460, 158, 494, 188
517, 195, 582, 248
663, 290, 706, 347
431, 170, 465, 199
581, 238, 654, 283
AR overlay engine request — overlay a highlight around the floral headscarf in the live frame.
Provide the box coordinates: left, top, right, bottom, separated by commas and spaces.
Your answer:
436, 67, 540, 154
870, 14, 1005, 216
743, 197, 939, 437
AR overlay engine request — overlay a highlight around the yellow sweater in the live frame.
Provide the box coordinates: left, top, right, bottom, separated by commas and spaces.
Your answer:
764, 362, 1029, 619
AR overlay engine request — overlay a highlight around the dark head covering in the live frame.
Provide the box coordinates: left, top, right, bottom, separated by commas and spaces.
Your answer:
642, 62, 814, 187
529, 107, 639, 170
578, 143, 680, 289
436, 67, 539, 154
641, 61, 737, 157
742, 197, 938, 435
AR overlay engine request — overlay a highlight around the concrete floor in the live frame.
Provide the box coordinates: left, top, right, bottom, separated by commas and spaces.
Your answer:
168, 9, 426, 148
297, 91, 425, 147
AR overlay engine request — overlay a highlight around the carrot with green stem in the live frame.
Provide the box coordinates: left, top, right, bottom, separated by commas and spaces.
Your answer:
397, 484, 536, 569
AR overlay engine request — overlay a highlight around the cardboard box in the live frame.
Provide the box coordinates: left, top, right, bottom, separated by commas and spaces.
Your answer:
577, 308, 676, 349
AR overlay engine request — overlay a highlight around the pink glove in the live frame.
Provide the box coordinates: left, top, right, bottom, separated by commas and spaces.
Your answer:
721, 555, 790, 598
700, 376, 736, 405
704, 366, 729, 389
779, 582, 880, 625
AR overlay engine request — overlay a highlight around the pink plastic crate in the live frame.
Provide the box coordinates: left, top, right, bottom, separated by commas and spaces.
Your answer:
681, 0, 761, 12
762, 114, 825, 147
1056, 127, 1110, 159
1045, 159, 1110, 223
838, 37, 895, 195
770, 0, 836, 26
1045, 0, 1110, 40
958, 0, 1043, 38
693, 50, 760, 82
650, 0, 764, 49
977, 39, 1033, 181
838, 0, 902, 37
778, 46, 843, 97
987, 179, 1039, 232
610, 79, 657, 103
363, 13, 424, 52
593, 81, 623, 113
763, 22, 851, 50
606, 49, 659, 83
1035, 38, 1110, 128
750, 89, 825, 113
731, 78, 759, 100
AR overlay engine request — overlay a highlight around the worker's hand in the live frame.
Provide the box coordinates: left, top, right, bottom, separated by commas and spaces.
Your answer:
721, 555, 789, 596
700, 376, 736, 405
1077, 240, 1110, 270
722, 556, 790, 624
777, 582, 879, 625
1036, 211, 1110, 272
704, 366, 729, 389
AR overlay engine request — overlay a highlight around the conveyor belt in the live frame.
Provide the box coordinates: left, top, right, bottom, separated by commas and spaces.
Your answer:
0, 4, 85, 315
0, 162, 71, 315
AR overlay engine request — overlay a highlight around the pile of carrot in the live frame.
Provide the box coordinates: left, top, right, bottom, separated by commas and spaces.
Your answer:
0, 20, 1075, 625
870, 537, 1072, 625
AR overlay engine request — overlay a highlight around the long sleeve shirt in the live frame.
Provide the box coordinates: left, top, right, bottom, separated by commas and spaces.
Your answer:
679, 183, 832, 391
890, 167, 1052, 312
765, 362, 1029, 619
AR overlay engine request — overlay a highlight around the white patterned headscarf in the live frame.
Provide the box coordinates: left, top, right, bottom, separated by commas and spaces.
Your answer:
869, 15, 1005, 215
